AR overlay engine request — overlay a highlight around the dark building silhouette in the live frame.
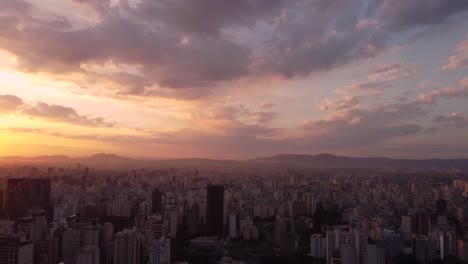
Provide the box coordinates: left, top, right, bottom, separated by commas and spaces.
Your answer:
413, 212, 429, 235
0, 234, 34, 264
151, 189, 162, 214
206, 185, 224, 237
436, 199, 447, 214
6, 178, 51, 219
187, 203, 200, 236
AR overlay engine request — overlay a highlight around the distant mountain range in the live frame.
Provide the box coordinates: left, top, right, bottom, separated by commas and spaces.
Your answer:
252, 154, 468, 169
0, 153, 467, 170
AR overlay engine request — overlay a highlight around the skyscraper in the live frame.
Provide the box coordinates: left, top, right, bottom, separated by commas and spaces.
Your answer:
206, 185, 224, 237
114, 229, 142, 264
6, 178, 51, 219
0, 234, 34, 264
310, 234, 326, 258
76, 245, 100, 264
187, 203, 200, 236
148, 237, 171, 264
367, 243, 385, 264
151, 189, 162, 215
414, 235, 437, 264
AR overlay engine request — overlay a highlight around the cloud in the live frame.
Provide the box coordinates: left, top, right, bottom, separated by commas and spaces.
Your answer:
259, 101, 275, 109
377, 0, 468, 31
368, 62, 415, 82
256, 0, 387, 78
422, 126, 439, 134
319, 96, 362, 111
22, 102, 114, 127
418, 78, 468, 103
200, 103, 250, 120
129, 0, 287, 36
0, 94, 113, 127
0, 94, 23, 113
433, 112, 468, 128
418, 80, 437, 89
341, 81, 390, 94
194, 102, 277, 124
441, 35, 468, 70
251, 112, 277, 124
1, 0, 464, 101
303, 97, 429, 148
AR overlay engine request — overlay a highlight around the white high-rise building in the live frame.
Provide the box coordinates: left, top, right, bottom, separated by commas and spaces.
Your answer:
148, 237, 171, 264
310, 234, 326, 258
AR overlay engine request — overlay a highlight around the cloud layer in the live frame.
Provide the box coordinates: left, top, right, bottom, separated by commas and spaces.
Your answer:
0, 0, 467, 158
0, 0, 467, 100
0, 94, 114, 127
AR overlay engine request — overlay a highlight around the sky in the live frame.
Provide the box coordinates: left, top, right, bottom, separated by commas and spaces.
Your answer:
0, 0, 468, 159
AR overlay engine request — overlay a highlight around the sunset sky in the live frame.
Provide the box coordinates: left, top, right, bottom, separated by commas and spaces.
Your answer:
0, 0, 468, 159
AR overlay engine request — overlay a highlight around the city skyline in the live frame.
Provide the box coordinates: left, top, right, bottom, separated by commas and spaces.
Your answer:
1, 0, 468, 159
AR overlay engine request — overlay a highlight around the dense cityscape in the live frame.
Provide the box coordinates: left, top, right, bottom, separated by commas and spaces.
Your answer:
0, 160, 467, 264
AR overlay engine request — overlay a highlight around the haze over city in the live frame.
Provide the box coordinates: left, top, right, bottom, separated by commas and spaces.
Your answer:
0, 0, 467, 159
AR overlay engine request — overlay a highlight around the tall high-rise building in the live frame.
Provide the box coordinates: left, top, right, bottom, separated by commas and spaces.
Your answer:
457, 239, 468, 263
325, 227, 366, 264
367, 243, 385, 264
148, 237, 170, 264
439, 233, 456, 260
36, 237, 59, 264
413, 212, 429, 235
400, 215, 413, 242
62, 228, 80, 264
100, 222, 114, 264
229, 213, 237, 238
114, 229, 142, 264
147, 215, 164, 240
152, 189, 162, 215
206, 185, 224, 237
280, 233, 298, 256
414, 236, 437, 264
310, 234, 326, 258
341, 243, 356, 264
187, 204, 199, 236
76, 245, 100, 264
6, 178, 51, 219
0, 234, 34, 264
76, 221, 100, 248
